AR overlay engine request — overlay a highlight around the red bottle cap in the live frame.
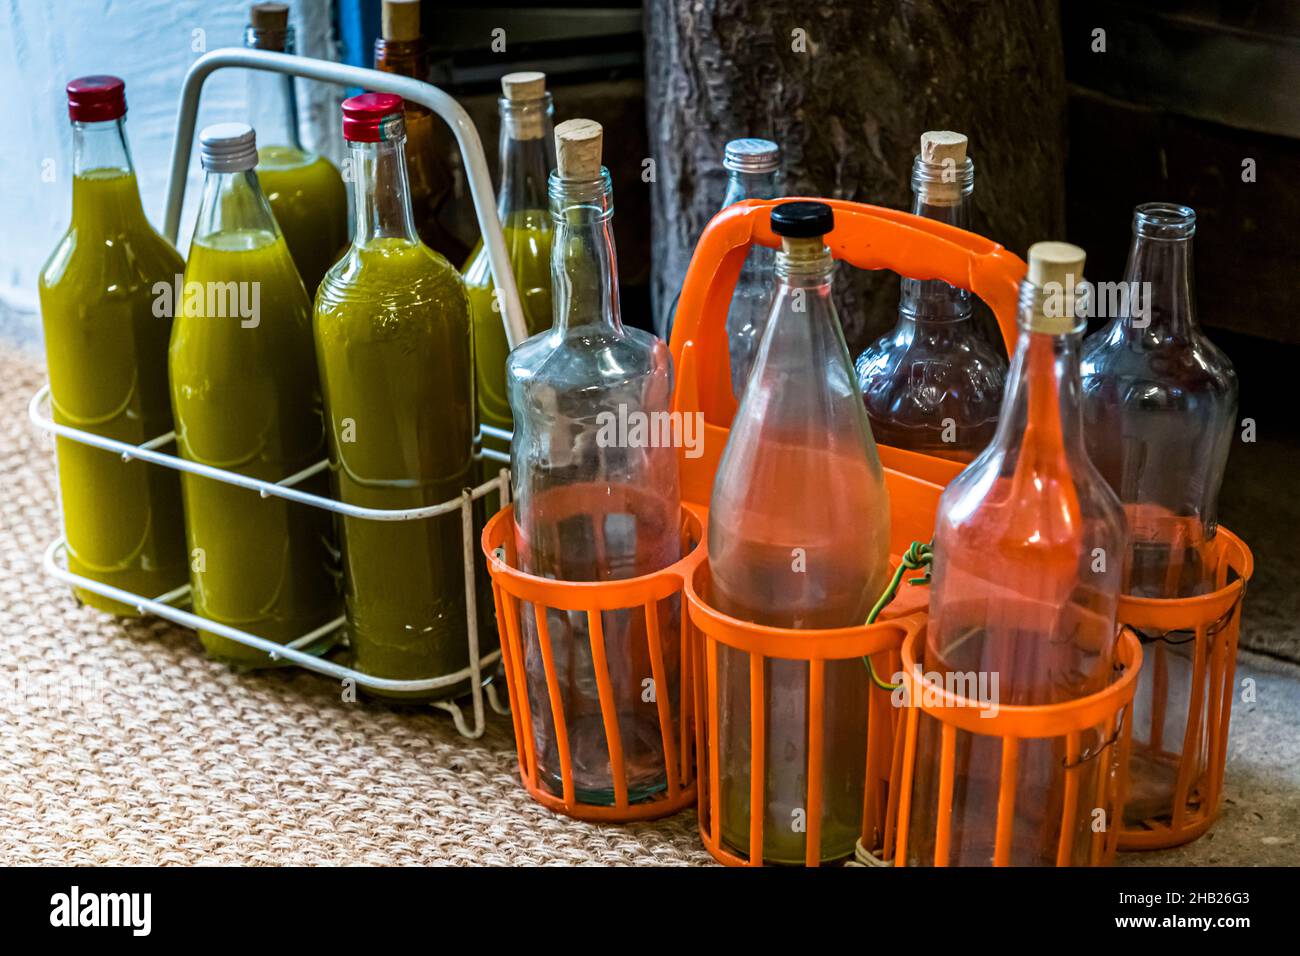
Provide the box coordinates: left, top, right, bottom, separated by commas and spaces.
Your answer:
66, 75, 126, 122
342, 93, 405, 142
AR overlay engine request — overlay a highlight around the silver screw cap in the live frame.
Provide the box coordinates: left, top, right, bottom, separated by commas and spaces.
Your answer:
199, 122, 259, 173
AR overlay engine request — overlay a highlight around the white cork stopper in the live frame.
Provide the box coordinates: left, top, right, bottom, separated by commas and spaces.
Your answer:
1026, 241, 1087, 333
501, 71, 547, 140
919, 130, 969, 204
555, 118, 602, 180
921, 130, 968, 165
502, 71, 546, 102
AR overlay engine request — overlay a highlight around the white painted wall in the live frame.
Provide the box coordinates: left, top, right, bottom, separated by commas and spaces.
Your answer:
0, 0, 342, 335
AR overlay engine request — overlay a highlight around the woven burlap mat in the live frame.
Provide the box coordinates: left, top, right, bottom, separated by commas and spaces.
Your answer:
0, 351, 712, 866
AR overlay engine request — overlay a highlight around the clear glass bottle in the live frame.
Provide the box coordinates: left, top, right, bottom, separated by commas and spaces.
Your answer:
1080, 203, 1238, 825
709, 202, 892, 864
720, 139, 783, 397
169, 123, 340, 667
659, 138, 783, 381
374, 0, 469, 264
855, 131, 1006, 461
908, 242, 1128, 866
244, 2, 348, 297
39, 75, 188, 615
462, 71, 555, 480
507, 119, 682, 803
314, 94, 478, 700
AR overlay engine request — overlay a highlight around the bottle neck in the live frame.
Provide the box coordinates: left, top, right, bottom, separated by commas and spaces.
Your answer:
193, 167, 280, 245
244, 27, 302, 151
550, 169, 621, 336
1119, 217, 1198, 340
990, 282, 1088, 460
723, 168, 780, 206
349, 136, 419, 247
498, 95, 554, 218
899, 157, 975, 326
71, 118, 145, 223
775, 236, 834, 290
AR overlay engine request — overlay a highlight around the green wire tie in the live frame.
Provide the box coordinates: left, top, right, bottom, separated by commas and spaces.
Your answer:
861, 540, 933, 692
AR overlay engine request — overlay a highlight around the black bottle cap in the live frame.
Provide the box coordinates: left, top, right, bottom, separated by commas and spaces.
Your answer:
770, 201, 834, 239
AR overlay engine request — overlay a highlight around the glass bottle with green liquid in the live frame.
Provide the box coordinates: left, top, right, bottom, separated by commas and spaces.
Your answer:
244, 1, 348, 297
39, 75, 188, 614
313, 94, 478, 701
170, 122, 340, 667
462, 70, 555, 481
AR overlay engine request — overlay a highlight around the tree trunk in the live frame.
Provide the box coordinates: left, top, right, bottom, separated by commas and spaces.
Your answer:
645, 0, 1067, 354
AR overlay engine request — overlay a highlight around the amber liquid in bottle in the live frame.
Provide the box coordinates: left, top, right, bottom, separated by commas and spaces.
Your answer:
856, 133, 1006, 463
374, 0, 469, 264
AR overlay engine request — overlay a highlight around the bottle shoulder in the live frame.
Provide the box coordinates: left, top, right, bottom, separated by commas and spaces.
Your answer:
317, 239, 468, 316
1080, 325, 1238, 404
508, 325, 671, 399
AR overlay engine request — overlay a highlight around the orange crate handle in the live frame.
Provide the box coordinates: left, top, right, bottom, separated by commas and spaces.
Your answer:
668, 197, 1027, 431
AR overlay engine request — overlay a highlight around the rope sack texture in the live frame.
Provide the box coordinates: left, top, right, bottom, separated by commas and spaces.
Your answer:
0, 351, 710, 865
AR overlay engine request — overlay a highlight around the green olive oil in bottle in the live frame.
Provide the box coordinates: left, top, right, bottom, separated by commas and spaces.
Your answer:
461, 71, 555, 476
39, 76, 188, 615
313, 94, 479, 700
244, 2, 348, 298
170, 122, 340, 667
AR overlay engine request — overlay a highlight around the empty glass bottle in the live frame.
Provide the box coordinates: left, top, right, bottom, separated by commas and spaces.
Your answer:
856, 131, 1006, 461
908, 242, 1128, 866
1080, 203, 1238, 826
170, 123, 339, 667
244, 2, 348, 297
721, 138, 783, 397
660, 138, 783, 386
314, 94, 478, 700
709, 201, 892, 864
508, 119, 682, 804
39, 75, 188, 615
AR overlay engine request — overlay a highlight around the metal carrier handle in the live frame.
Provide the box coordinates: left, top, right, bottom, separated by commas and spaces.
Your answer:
31, 50, 529, 738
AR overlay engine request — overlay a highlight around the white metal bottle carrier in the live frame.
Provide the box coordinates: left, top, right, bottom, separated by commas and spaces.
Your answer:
29, 49, 528, 738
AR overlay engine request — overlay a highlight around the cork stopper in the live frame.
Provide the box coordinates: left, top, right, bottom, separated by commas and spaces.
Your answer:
917, 130, 969, 205
1026, 241, 1087, 333
920, 130, 968, 165
382, 0, 421, 42
250, 2, 289, 31
555, 119, 602, 180
502, 71, 546, 102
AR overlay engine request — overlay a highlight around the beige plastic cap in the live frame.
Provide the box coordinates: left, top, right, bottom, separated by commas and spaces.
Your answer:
250, 2, 289, 31
1026, 241, 1087, 333
502, 71, 546, 101
556, 118, 602, 180
921, 130, 968, 165
382, 0, 421, 42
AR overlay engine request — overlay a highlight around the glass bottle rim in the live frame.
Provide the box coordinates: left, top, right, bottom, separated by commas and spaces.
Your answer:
911, 154, 975, 196
244, 24, 295, 52
548, 167, 613, 218
1133, 202, 1195, 240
